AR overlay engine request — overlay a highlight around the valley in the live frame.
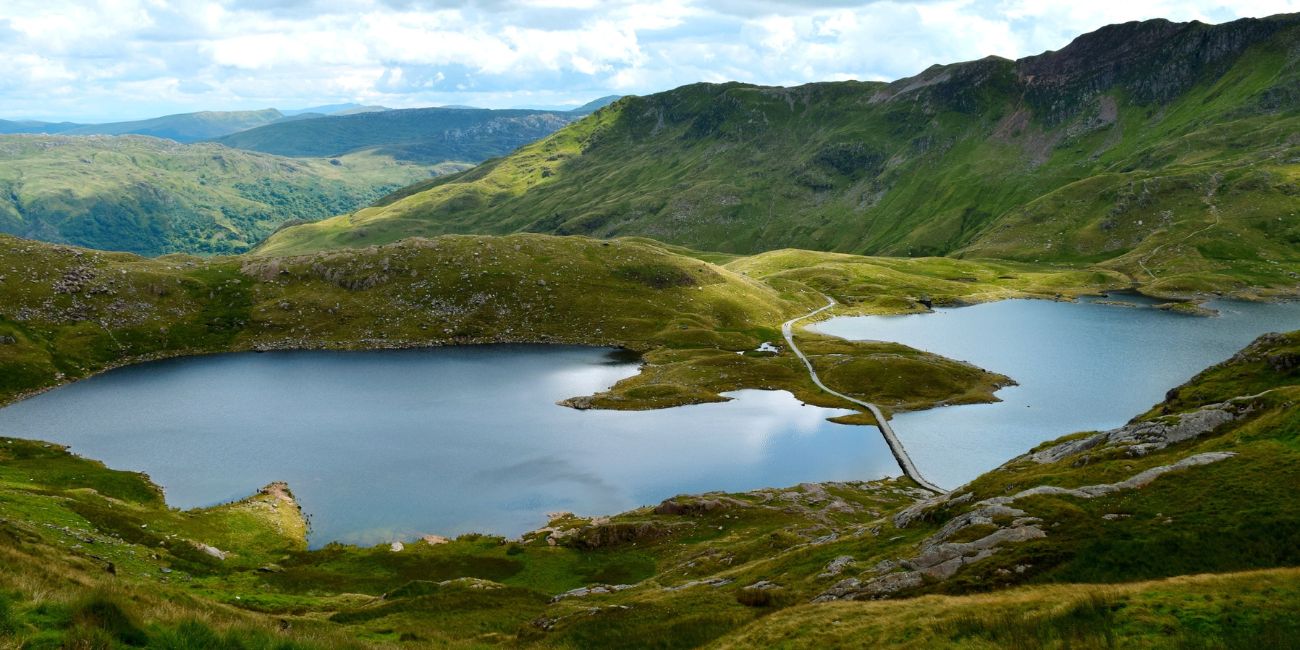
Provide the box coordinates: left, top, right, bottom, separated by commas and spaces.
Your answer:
0, 8, 1297, 649
0, 136, 452, 255
0, 103, 609, 255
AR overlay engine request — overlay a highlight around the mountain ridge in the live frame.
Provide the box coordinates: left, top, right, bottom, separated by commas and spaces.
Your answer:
259, 13, 1300, 297
210, 106, 583, 163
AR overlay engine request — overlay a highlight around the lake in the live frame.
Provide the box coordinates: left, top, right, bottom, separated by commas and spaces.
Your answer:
0, 345, 899, 546
813, 296, 1300, 489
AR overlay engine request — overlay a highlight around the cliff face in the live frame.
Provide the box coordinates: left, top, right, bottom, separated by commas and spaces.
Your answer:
1017, 15, 1299, 120
870, 14, 1300, 122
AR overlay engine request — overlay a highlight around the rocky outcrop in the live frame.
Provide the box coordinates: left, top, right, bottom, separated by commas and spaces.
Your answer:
825, 451, 1238, 601
818, 503, 1046, 601
653, 496, 748, 516
984, 452, 1236, 505
1018, 15, 1297, 122
550, 583, 633, 602
1027, 400, 1249, 464
818, 555, 856, 579
552, 520, 685, 550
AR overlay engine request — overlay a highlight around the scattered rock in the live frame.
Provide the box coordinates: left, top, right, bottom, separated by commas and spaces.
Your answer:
663, 577, 732, 591
654, 496, 744, 516
550, 583, 633, 602
390, 541, 405, 552
986, 452, 1237, 505
562, 521, 682, 549
818, 555, 856, 578
192, 542, 228, 560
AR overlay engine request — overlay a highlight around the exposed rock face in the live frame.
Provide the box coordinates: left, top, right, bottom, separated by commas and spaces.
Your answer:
873, 15, 1298, 127
985, 452, 1237, 505
818, 555, 856, 579
818, 503, 1046, 601
192, 542, 228, 560
550, 583, 633, 602
663, 577, 732, 592
1017, 16, 1294, 121
653, 496, 745, 516
554, 521, 684, 550
825, 450, 1239, 601
1027, 399, 1249, 464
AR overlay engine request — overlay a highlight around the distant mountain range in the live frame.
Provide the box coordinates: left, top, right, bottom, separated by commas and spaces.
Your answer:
211, 106, 585, 163
0, 96, 622, 254
280, 103, 390, 117
0, 108, 310, 143
261, 15, 1300, 296
0, 97, 619, 146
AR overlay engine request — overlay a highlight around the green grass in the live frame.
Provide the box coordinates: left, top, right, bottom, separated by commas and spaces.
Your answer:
713, 569, 1300, 649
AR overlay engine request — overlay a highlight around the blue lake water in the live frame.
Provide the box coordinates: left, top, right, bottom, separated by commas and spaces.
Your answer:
0, 345, 898, 546
813, 296, 1300, 489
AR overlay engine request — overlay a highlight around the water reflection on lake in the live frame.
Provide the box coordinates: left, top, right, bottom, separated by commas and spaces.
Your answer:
813, 297, 1300, 488
0, 345, 899, 546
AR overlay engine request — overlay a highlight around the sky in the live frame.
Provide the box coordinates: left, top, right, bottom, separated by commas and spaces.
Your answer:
1, 0, 1297, 122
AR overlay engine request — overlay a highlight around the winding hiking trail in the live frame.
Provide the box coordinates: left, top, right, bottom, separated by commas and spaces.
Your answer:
1137, 172, 1223, 280
782, 296, 947, 494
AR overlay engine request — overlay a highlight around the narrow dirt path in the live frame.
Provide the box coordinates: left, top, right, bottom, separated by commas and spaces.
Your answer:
781, 296, 946, 494
1136, 172, 1224, 280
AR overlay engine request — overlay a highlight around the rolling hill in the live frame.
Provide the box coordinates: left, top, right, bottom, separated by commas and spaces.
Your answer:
56, 108, 289, 142
0, 135, 459, 255
261, 14, 1300, 296
211, 106, 584, 163
0, 119, 82, 135
1, 109, 292, 142
0, 105, 390, 141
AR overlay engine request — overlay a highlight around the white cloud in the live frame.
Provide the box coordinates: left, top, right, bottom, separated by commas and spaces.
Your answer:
0, 0, 1295, 121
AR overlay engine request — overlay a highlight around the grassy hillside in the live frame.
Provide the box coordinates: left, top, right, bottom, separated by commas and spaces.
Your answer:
212, 107, 579, 163
0, 136, 457, 255
0, 311, 1295, 647
0, 231, 1124, 414
261, 15, 1300, 296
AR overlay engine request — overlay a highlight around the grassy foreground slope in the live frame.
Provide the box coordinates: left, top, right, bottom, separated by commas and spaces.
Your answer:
0, 324, 1296, 647
261, 15, 1300, 296
0, 136, 457, 255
